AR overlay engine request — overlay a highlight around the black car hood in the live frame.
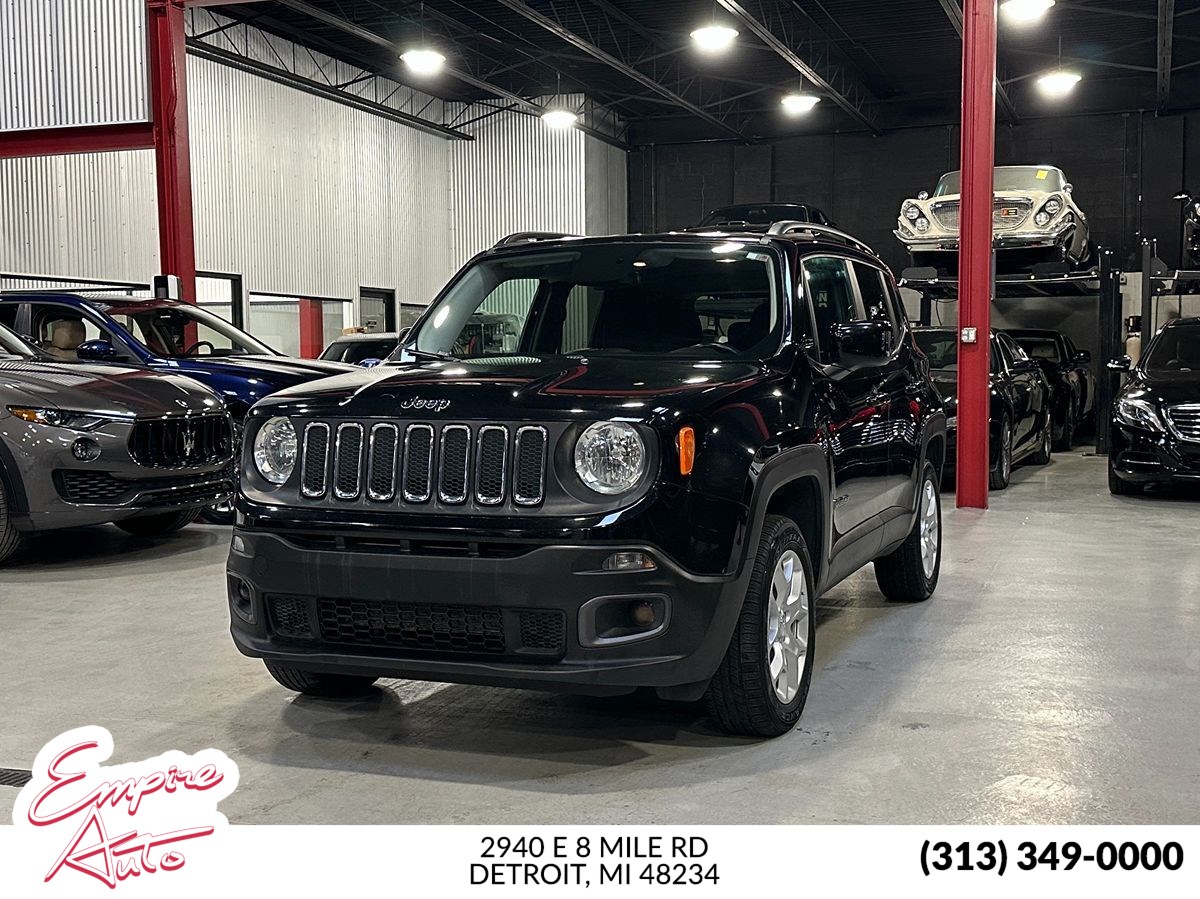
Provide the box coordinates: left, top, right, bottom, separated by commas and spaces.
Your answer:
1127, 369, 1200, 405
0, 358, 222, 416
261, 354, 768, 419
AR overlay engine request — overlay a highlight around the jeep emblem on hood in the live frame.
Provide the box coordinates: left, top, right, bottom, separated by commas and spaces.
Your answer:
400, 397, 451, 412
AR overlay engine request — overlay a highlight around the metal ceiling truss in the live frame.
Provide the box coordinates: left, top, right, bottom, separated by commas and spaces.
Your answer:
715, 0, 881, 134
267, 0, 629, 148
493, 0, 753, 140
935, 0, 1020, 124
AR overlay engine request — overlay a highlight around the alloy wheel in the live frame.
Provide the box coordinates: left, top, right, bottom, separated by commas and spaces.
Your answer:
766, 549, 810, 704
919, 478, 940, 579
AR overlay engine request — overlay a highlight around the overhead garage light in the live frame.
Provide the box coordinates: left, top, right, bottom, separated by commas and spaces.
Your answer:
691, 25, 738, 53
401, 48, 445, 76
781, 93, 821, 115
1037, 69, 1082, 98
541, 108, 579, 129
1000, 0, 1056, 25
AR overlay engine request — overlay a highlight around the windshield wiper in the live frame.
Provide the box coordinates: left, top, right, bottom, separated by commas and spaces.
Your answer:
403, 347, 460, 362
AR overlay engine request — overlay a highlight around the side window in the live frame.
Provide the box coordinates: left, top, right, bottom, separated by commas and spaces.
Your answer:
801, 256, 870, 361
1004, 334, 1031, 364
29, 305, 117, 360
0, 304, 18, 331
851, 262, 896, 331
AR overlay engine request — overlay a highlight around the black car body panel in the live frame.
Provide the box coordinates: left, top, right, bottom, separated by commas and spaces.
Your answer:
1007, 328, 1093, 440
1110, 318, 1200, 488
227, 233, 946, 697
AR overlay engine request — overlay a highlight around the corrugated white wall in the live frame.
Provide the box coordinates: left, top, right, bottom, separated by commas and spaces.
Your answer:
1, 0, 148, 130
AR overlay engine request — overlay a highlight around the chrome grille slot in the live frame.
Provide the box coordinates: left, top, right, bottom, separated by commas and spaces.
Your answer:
513, 426, 547, 506
475, 425, 508, 505
438, 425, 471, 503
301, 423, 330, 497
334, 423, 364, 500
403, 424, 435, 502
367, 424, 399, 501
1167, 405, 1200, 441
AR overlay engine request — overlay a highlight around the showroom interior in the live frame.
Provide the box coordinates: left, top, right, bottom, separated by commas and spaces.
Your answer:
1, 0, 1200, 825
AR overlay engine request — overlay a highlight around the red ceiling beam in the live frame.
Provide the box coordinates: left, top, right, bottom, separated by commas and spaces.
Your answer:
0, 122, 155, 159
955, 0, 998, 510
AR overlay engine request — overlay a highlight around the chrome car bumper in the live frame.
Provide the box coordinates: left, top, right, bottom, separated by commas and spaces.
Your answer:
895, 221, 1076, 253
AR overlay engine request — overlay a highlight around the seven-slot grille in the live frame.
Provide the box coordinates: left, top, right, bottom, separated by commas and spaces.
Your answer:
300, 421, 548, 508
1167, 405, 1200, 441
929, 199, 1033, 233
129, 413, 232, 468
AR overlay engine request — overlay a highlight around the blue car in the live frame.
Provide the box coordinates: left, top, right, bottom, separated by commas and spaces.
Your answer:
0, 291, 356, 522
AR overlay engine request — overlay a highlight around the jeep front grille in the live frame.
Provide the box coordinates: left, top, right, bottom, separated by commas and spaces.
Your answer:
299, 420, 549, 509
129, 413, 232, 468
1167, 405, 1200, 441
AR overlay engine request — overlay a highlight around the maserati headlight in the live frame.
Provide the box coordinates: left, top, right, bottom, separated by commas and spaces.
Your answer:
904, 203, 922, 221
1115, 397, 1163, 432
7, 406, 113, 431
574, 421, 646, 495
253, 416, 297, 485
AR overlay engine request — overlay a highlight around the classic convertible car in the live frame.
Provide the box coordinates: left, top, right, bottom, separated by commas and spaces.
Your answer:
896, 166, 1090, 274
0, 320, 233, 565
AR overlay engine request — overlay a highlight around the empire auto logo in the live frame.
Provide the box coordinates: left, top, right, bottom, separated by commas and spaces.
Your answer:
12, 726, 239, 889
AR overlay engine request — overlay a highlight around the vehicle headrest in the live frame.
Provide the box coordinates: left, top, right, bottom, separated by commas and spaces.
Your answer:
1176, 333, 1200, 366
51, 319, 86, 350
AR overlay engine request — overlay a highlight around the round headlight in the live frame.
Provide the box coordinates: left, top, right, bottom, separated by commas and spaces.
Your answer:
904, 204, 921, 221
1035, 211, 1051, 227
253, 416, 297, 485
1044, 197, 1063, 215
574, 421, 646, 495
915, 217, 930, 233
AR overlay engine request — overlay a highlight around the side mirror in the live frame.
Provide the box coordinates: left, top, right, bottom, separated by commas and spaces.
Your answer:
1174, 190, 1193, 203
1063, 183, 1074, 194
1074, 349, 1092, 364
358, 357, 384, 368
76, 339, 120, 362
831, 321, 894, 364
1107, 356, 1131, 372
917, 190, 930, 201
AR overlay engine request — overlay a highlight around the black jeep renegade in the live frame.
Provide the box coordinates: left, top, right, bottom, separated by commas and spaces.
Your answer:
227, 225, 947, 737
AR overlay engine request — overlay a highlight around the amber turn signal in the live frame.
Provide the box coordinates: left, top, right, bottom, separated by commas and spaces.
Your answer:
677, 426, 696, 476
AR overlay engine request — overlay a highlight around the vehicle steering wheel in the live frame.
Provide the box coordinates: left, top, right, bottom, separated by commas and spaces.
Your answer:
182, 340, 216, 357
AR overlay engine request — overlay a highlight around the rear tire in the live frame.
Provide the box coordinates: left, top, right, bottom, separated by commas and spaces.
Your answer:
874, 462, 941, 603
0, 475, 23, 566
989, 417, 1013, 490
1108, 459, 1140, 495
264, 661, 378, 697
706, 515, 816, 738
115, 509, 200, 537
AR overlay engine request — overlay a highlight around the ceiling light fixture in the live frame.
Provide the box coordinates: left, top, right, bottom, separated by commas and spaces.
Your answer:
781, 93, 821, 115
691, 24, 738, 53
541, 108, 579, 129
1000, 0, 1056, 24
1036, 69, 1081, 97
401, 48, 445, 76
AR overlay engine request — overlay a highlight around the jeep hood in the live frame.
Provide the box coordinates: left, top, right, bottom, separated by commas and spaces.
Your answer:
0, 359, 223, 417
258, 354, 768, 420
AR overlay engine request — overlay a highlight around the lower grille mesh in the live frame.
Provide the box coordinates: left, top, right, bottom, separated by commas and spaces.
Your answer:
318, 598, 507, 654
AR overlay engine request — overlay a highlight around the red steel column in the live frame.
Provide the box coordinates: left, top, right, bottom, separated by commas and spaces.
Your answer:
298, 299, 324, 358
147, 0, 198, 303
956, 0, 998, 509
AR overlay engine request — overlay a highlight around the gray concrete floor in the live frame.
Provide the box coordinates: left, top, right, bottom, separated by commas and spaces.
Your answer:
2, 453, 1199, 825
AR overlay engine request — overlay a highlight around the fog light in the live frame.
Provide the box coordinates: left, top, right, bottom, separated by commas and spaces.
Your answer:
602, 551, 656, 571
228, 576, 255, 624
71, 438, 101, 462
631, 601, 656, 626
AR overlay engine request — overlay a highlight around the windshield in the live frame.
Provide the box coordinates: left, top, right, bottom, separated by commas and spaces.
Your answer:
700, 205, 814, 226
406, 242, 783, 361
1012, 335, 1061, 363
0, 322, 38, 359
934, 167, 1065, 197
102, 302, 277, 357
914, 330, 959, 370
1142, 325, 1200, 374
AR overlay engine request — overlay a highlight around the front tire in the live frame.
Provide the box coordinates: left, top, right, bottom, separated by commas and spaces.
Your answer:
1108, 459, 1140, 495
1054, 399, 1077, 452
874, 462, 941, 602
115, 508, 200, 537
264, 661, 378, 697
990, 417, 1013, 490
0, 475, 23, 566
706, 515, 816, 738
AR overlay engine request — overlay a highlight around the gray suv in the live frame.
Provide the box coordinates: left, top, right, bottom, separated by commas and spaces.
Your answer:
0, 322, 234, 564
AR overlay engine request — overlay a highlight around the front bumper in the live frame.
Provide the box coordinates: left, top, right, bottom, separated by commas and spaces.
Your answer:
895, 222, 1075, 254
1109, 421, 1200, 485
226, 528, 748, 697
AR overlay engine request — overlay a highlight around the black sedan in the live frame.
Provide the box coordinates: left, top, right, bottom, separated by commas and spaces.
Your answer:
915, 327, 1054, 490
1108, 317, 1200, 494
1007, 328, 1093, 450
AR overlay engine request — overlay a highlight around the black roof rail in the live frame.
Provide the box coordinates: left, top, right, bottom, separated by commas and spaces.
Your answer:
493, 231, 581, 248
764, 221, 879, 258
